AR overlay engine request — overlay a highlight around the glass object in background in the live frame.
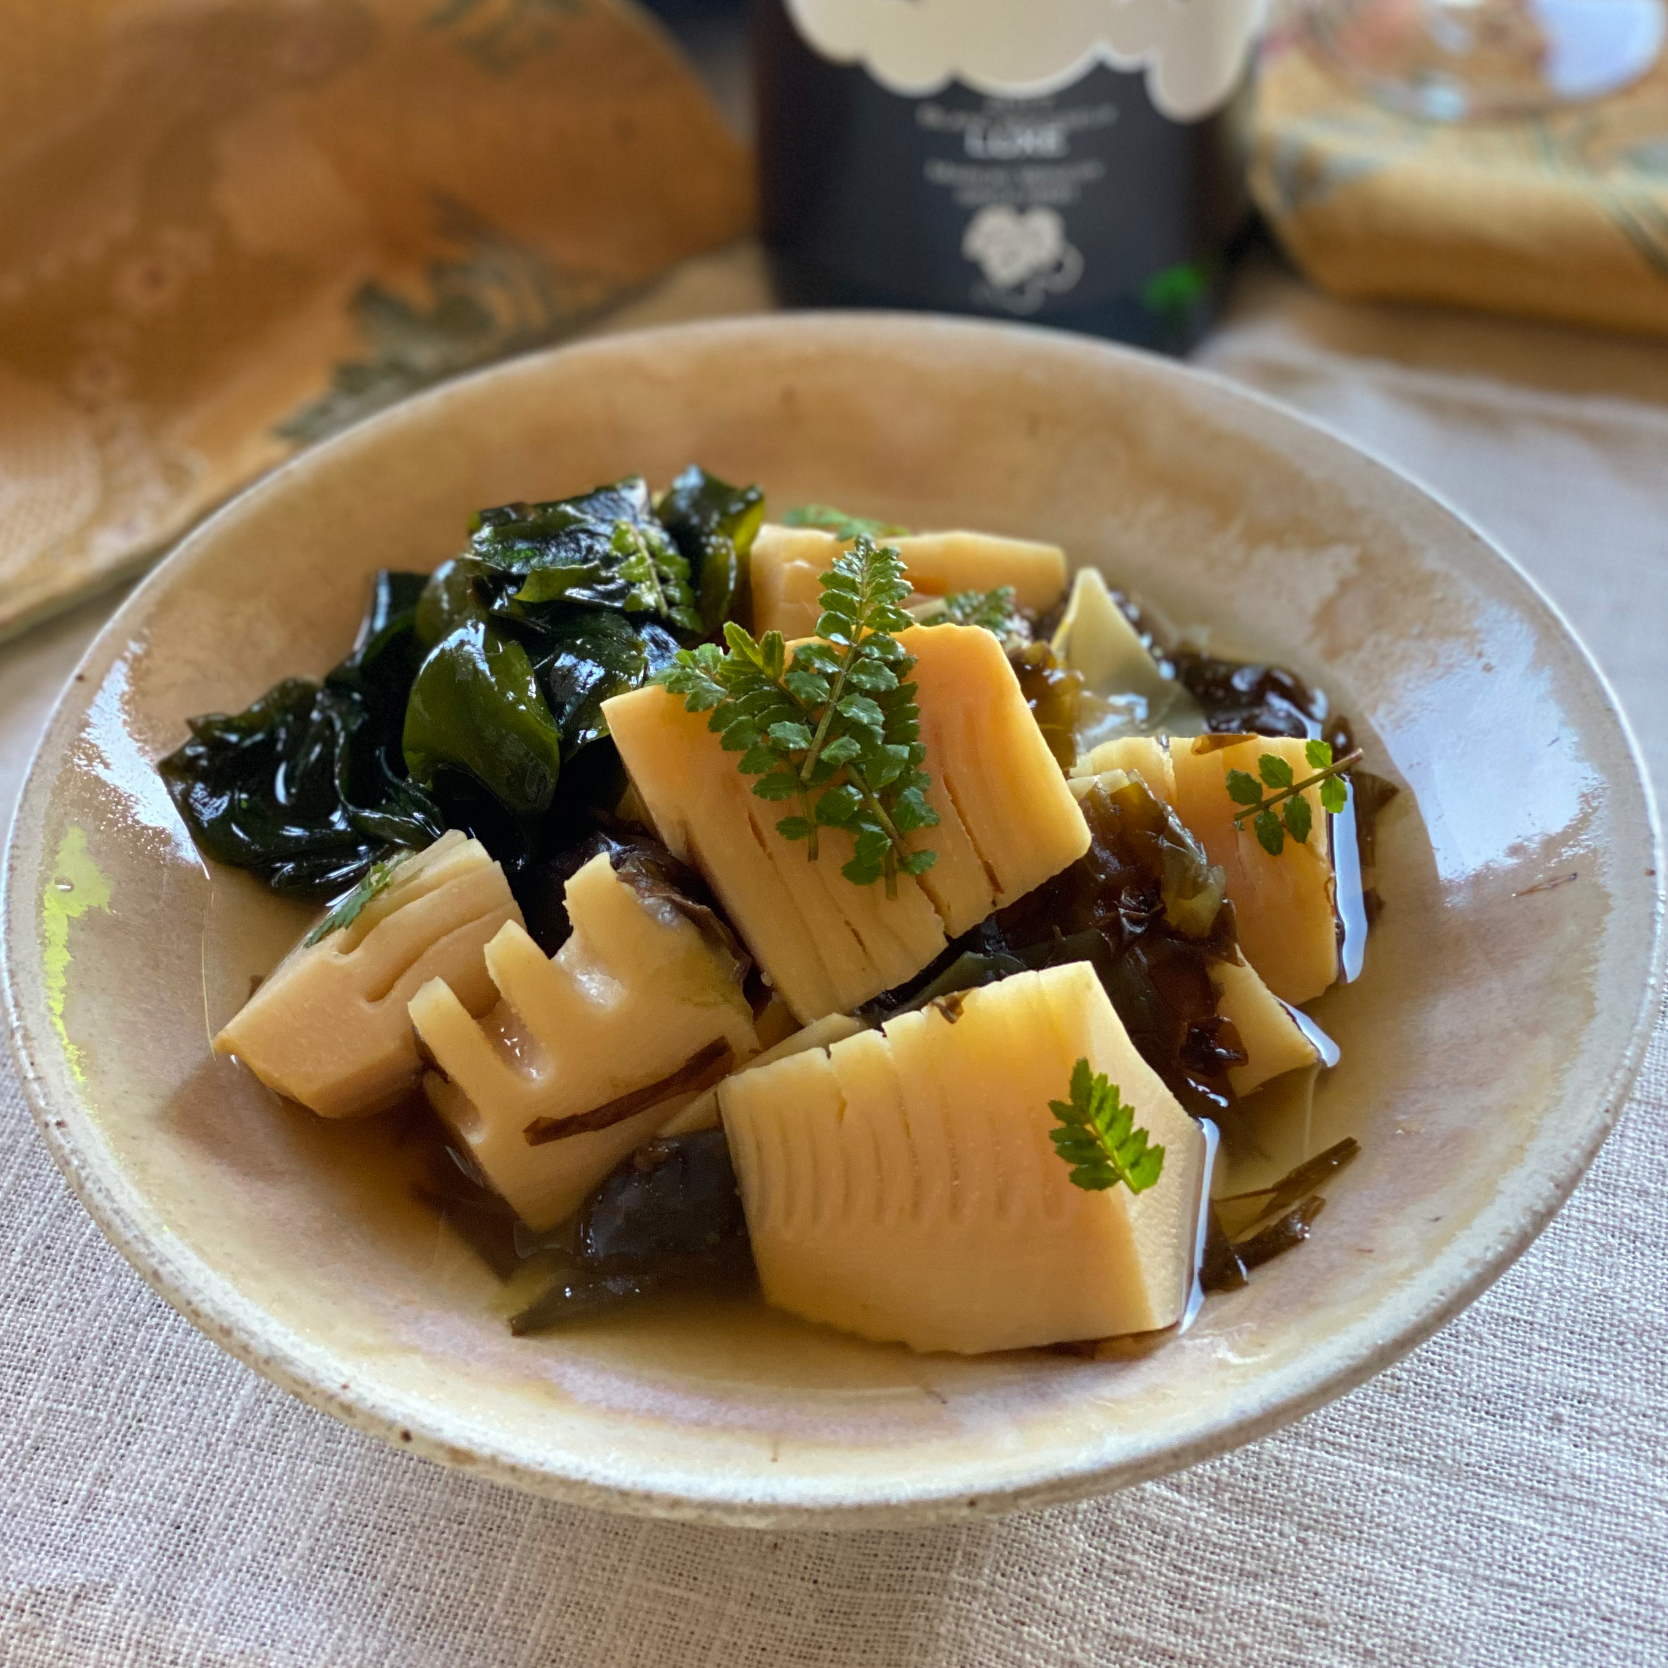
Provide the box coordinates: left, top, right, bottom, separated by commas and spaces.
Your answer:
1303, 0, 1666, 119
753, 0, 1265, 353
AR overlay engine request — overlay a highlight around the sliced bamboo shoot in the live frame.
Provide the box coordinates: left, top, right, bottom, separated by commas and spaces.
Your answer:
1209, 954, 1332, 1096
409, 852, 758, 1228
1171, 735, 1340, 1005
214, 831, 520, 1119
721, 962, 1207, 1354
1070, 735, 1175, 803
750, 524, 1067, 639
657, 1012, 867, 1137
1051, 568, 1177, 708
899, 624, 1091, 926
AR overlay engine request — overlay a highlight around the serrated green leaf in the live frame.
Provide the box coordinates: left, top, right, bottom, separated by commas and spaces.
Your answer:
1305, 738, 1333, 771
917, 584, 1028, 640
784, 669, 831, 705
814, 784, 863, 826
767, 720, 814, 751
793, 642, 842, 675
1226, 768, 1264, 807
865, 746, 906, 789
304, 847, 414, 946
1320, 776, 1349, 816
1283, 794, 1313, 844
889, 786, 939, 833
752, 771, 801, 801
1046, 1059, 1165, 1195
836, 694, 886, 735
720, 620, 757, 660
844, 658, 899, 692
775, 815, 813, 842
1258, 753, 1294, 790
1254, 808, 1285, 856
664, 531, 936, 892
718, 717, 760, 752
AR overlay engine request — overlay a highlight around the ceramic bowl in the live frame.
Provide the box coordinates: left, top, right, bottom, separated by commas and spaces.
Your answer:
5, 315, 1661, 1528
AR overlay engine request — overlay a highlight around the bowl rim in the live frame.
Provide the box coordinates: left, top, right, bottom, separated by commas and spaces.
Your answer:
6, 311, 1664, 1528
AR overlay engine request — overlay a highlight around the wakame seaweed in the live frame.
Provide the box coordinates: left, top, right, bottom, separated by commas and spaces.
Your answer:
391, 472, 759, 869
404, 555, 678, 860
523, 605, 682, 761
158, 571, 444, 899
510, 1131, 755, 1334
402, 618, 565, 826
406, 1109, 756, 1338
1201, 1141, 1361, 1293
655, 464, 764, 634
160, 468, 766, 900
468, 476, 701, 630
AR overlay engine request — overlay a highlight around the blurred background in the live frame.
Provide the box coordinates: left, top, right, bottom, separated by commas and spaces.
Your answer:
2, 0, 1665, 648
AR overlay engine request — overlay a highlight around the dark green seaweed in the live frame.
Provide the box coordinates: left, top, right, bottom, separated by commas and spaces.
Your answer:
402, 618, 565, 824
469, 476, 701, 631
510, 1132, 755, 1335
157, 571, 444, 899
1217, 1137, 1361, 1229
1007, 640, 1083, 770
1200, 1207, 1250, 1293
518, 605, 682, 761
1236, 1195, 1327, 1270
655, 465, 765, 635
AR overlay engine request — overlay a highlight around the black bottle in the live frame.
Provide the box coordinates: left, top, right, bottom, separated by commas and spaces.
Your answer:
754, 0, 1260, 352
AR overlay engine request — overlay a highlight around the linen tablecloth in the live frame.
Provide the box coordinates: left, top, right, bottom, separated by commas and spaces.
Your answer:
2, 249, 1665, 1666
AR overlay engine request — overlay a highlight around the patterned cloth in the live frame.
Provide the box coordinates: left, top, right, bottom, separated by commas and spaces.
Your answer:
1, 249, 1665, 1666
1252, 18, 1668, 339
0, 0, 752, 640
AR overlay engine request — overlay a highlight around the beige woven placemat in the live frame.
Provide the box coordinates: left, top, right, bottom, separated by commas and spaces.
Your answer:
0, 0, 752, 642
1, 256, 1665, 1667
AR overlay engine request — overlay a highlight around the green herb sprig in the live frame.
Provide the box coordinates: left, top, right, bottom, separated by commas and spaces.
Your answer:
1225, 739, 1362, 857
662, 536, 939, 894
304, 847, 413, 946
914, 584, 1031, 644
782, 504, 910, 543
1048, 1058, 1165, 1194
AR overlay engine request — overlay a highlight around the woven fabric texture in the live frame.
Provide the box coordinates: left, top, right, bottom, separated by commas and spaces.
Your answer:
0, 0, 752, 640
1252, 21, 1668, 341
3, 258, 1666, 1665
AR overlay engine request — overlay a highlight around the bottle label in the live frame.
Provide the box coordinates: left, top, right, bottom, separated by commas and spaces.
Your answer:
783, 0, 1265, 123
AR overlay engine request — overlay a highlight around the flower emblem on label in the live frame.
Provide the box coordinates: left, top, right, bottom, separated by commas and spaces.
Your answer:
961, 205, 1084, 313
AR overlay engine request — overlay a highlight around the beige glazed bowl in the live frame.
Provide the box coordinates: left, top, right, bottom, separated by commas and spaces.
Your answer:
5, 316, 1662, 1528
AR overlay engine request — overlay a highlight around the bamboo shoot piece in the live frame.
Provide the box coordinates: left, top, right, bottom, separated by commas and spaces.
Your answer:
721, 962, 1207, 1354
409, 852, 758, 1229
1209, 954, 1334, 1096
1071, 735, 1175, 803
749, 524, 1067, 640
214, 831, 520, 1119
657, 1012, 867, 1137
1170, 735, 1340, 1005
